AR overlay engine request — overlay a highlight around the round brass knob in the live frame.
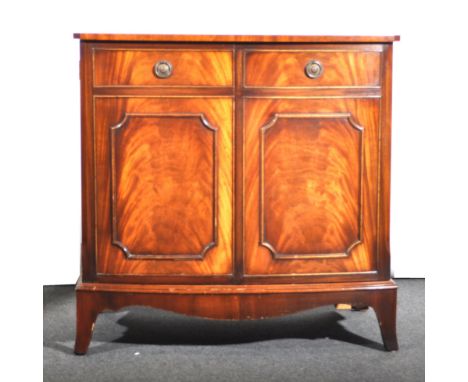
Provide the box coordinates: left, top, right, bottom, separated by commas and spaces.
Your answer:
154, 60, 173, 78
305, 60, 323, 79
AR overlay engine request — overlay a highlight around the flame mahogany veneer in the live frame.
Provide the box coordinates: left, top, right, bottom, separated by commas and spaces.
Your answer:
74, 34, 399, 354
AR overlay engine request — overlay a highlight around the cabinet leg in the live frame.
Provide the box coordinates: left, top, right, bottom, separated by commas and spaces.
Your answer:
74, 291, 99, 355
372, 290, 399, 351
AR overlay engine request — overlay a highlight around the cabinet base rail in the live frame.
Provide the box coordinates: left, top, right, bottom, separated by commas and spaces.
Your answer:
74, 279, 398, 354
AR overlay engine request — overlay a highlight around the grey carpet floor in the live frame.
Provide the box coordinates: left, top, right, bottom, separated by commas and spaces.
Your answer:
43, 279, 424, 382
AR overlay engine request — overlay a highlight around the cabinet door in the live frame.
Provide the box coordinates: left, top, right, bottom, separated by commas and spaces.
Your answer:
94, 97, 233, 281
244, 98, 380, 281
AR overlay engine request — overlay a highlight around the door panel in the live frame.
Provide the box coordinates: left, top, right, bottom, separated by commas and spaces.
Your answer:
111, 114, 217, 259
244, 98, 379, 277
261, 113, 363, 257
95, 97, 233, 277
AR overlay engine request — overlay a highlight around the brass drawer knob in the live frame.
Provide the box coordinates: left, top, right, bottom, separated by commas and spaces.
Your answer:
305, 60, 323, 79
154, 60, 173, 78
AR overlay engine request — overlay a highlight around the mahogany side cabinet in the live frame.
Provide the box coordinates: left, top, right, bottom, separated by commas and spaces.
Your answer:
73, 33, 400, 354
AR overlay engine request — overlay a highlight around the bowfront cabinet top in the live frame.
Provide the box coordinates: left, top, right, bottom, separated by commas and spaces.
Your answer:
74, 34, 400, 43
75, 34, 399, 354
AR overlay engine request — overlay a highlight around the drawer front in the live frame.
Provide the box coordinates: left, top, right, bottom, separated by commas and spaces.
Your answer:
93, 48, 233, 87
244, 49, 381, 88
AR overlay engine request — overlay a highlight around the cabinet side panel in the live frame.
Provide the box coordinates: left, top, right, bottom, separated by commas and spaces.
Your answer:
377, 44, 393, 279
80, 42, 97, 281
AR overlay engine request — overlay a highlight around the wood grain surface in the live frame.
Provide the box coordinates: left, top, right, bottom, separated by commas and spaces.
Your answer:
111, 114, 217, 259
244, 50, 381, 88
79, 42, 392, 283
243, 98, 380, 277
74, 33, 400, 43
74, 279, 398, 354
94, 97, 233, 276
260, 114, 363, 258
93, 48, 233, 87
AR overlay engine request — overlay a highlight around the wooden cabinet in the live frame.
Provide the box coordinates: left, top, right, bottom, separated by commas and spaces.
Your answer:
74, 34, 399, 354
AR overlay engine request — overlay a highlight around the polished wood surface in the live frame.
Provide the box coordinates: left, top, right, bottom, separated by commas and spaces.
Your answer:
74, 33, 400, 43
94, 48, 233, 87
111, 114, 216, 259
76, 36, 398, 354
261, 114, 362, 257
244, 98, 379, 278
95, 97, 233, 276
77, 279, 396, 294
378, 44, 394, 280
244, 49, 381, 88
74, 279, 398, 354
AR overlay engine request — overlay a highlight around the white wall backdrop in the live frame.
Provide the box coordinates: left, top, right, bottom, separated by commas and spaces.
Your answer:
2, 0, 467, 285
